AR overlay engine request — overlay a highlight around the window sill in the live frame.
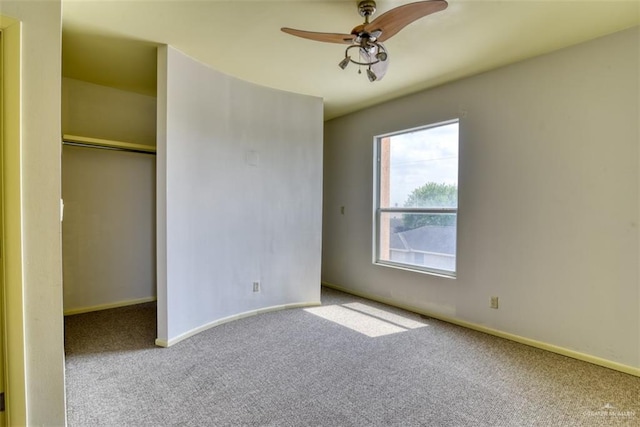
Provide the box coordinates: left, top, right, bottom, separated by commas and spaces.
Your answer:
373, 260, 456, 279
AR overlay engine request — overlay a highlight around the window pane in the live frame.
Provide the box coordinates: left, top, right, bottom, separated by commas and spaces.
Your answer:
380, 122, 458, 209
379, 212, 457, 273
376, 120, 459, 276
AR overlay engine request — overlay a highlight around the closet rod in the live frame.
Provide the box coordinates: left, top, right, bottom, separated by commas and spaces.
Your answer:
62, 134, 156, 155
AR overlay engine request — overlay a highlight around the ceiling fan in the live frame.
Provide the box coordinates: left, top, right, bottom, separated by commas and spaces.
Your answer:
281, 0, 448, 82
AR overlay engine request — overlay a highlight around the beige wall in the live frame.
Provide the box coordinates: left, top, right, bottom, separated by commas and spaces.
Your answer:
0, 0, 66, 425
323, 27, 640, 372
62, 77, 157, 146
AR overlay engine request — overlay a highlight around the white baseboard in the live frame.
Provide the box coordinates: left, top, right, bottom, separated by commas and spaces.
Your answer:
64, 296, 157, 316
155, 300, 322, 348
321, 281, 640, 378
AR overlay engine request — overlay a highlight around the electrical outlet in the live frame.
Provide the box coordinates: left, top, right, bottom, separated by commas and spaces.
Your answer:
490, 296, 499, 309
253, 281, 260, 292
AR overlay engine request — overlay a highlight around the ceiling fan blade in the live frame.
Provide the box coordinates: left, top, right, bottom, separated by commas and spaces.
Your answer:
281, 28, 355, 44
365, 0, 448, 42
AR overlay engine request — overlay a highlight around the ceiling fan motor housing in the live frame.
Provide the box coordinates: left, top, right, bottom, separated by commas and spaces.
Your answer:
358, 0, 377, 19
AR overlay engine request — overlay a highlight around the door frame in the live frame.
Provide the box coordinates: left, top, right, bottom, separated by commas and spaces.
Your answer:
0, 14, 27, 426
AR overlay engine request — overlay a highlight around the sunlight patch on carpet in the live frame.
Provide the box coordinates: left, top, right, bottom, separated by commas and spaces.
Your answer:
342, 302, 427, 329
304, 304, 427, 337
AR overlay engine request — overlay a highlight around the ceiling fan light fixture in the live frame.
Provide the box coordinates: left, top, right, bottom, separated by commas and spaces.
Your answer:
338, 56, 351, 70
340, 41, 386, 81
366, 68, 377, 82
281, 0, 449, 81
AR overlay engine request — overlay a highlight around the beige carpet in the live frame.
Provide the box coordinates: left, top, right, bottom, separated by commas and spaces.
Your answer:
65, 287, 639, 426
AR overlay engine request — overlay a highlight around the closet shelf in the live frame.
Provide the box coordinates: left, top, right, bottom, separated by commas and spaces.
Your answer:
62, 134, 156, 154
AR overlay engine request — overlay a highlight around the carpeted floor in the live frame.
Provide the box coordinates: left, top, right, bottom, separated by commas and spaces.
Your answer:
65, 287, 640, 426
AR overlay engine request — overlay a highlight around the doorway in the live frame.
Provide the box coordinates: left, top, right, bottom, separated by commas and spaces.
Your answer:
0, 29, 5, 427
0, 15, 26, 426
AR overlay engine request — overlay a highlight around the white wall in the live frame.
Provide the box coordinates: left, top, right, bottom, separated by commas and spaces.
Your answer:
323, 27, 639, 370
61, 78, 157, 313
157, 46, 323, 345
62, 145, 156, 313
62, 77, 156, 146
0, 0, 66, 425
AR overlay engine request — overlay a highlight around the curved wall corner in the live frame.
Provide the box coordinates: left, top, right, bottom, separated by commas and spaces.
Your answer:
156, 45, 323, 345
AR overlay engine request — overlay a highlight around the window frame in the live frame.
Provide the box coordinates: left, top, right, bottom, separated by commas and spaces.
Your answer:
372, 119, 460, 278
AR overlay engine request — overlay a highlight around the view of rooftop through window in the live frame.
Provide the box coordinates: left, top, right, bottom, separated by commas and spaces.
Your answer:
375, 120, 459, 276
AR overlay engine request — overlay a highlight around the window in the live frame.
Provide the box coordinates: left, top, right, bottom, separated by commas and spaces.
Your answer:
374, 120, 459, 277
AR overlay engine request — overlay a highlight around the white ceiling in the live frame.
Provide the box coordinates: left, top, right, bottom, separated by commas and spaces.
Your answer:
62, 0, 639, 120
